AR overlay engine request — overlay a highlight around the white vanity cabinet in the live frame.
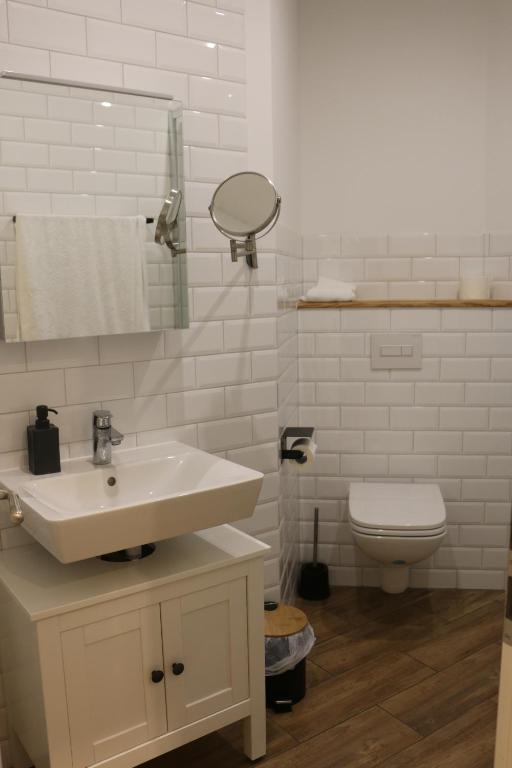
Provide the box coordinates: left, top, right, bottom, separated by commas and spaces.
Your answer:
160, 580, 250, 728
62, 605, 168, 765
0, 526, 268, 768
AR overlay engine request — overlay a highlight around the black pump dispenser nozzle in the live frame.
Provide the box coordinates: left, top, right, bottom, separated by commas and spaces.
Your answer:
35, 405, 58, 430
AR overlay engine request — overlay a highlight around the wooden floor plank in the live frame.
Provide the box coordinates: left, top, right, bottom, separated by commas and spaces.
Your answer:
306, 606, 358, 642
295, 585, 360, 616
141, 587, 504, 768
270, 651, 434, 742
310, 601, 448, 675
297, 586, 430, 619
140, 717, 295, 768
139, 731, 245, 768
375, 697, 498, 768
261, 707, 420, 768
219, 717, 297, 759
304, 587, 436, 643
306, 659, 332, 688
408, 600, 504, 671
413, 589, 505, 623
380, 643, 501, 736
343, 588, 437, 626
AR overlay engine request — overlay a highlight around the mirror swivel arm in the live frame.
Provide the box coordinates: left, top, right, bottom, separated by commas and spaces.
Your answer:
230, 233, 257, 269
155, 189, 183, 257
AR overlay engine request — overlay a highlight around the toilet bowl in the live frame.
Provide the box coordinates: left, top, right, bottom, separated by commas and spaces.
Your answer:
348, 482, 447, 594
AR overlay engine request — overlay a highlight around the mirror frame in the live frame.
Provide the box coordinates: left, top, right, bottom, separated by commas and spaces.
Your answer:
209, 172, 281, 269
209, 171, 281, 238
0, 70, 190, 339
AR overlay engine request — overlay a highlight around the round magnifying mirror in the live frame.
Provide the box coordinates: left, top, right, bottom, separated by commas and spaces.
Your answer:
209, 171, 280, 238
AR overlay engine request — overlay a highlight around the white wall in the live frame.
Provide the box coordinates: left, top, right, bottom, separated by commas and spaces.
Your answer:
298, 0, 512, 593
0, 2, 302, 763
270, 0, 301, 604
299, 304, 512, 591
247, 0, 301, 603
299, 0, 490, 234
486, 0, 512, 231
247, 0, 300, 228
269, 0, 300, 232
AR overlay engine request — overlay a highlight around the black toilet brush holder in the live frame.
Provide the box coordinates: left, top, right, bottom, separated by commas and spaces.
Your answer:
298, 507, 330, 600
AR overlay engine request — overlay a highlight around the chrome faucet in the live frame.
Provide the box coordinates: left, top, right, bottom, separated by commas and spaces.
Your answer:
92, 410, 124, 465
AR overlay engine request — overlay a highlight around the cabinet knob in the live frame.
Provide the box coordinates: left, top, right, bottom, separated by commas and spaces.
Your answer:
151, 670, 164, 683
172, 662, 185, 676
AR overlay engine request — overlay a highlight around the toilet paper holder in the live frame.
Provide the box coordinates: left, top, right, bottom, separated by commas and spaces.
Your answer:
280, 427, 315, 464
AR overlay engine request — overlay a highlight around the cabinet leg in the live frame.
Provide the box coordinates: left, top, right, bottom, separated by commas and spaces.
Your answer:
243, 714, 266, 761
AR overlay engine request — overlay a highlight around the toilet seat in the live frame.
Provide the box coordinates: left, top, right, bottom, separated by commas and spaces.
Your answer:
349, 482, 446, 535
350, 521, 446, 538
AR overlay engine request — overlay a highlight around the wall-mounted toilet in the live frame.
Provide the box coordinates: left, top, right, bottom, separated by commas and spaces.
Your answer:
348, 483, 447, 594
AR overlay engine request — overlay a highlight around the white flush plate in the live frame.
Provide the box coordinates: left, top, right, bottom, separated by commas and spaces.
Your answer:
371, 333, 422, 369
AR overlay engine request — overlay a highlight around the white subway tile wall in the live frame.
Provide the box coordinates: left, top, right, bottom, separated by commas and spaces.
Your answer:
0, 6, 303, 765
277, 229, 302, 604
302, 231, 512, 300
299, 305, 512, 591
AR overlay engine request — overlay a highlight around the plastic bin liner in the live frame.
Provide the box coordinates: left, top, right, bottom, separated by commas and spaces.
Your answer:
265, 623, 315, 676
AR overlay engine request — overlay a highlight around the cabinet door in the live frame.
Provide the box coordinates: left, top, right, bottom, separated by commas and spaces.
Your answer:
61, 606, 167, 767
161, 579, 249, 729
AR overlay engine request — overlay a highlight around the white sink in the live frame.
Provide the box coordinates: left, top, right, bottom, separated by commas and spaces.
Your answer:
0, 442, 263, 563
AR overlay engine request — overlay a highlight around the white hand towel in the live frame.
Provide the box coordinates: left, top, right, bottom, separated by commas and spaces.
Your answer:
305, 276, 356, 301
15, 215, 151, 341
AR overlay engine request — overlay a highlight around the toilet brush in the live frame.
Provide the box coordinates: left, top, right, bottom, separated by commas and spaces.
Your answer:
298, 507, 330, 600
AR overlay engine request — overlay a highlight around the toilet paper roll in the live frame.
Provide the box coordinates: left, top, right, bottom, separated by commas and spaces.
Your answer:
458, 276, 490, 300
291, 437, 317, 472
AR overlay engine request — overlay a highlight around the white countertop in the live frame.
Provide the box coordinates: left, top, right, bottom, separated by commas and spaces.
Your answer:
0, 524, 268, 622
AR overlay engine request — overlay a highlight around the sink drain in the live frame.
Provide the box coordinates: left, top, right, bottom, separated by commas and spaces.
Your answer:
107, 476, 116, 487
100, 544, 156, 562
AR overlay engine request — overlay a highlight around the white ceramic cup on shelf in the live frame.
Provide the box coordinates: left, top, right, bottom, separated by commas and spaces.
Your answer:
458, 275, 490, 300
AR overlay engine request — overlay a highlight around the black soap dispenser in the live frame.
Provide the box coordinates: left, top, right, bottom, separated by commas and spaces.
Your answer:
27, 405, 61, 475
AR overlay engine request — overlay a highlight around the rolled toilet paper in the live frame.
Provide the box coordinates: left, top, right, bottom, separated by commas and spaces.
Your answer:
291, 437, 317, 471
458, 276, 490, 300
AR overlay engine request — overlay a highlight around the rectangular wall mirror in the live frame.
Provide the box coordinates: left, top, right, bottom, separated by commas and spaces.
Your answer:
0, 71, 189, 343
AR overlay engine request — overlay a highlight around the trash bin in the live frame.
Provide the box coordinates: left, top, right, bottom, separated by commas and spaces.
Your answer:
264, 602, 315, 711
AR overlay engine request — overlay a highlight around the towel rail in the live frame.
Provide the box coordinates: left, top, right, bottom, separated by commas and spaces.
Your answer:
12, 216, 154, 224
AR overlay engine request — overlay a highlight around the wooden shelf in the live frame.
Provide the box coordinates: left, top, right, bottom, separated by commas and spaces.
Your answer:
298, 298, 512, 309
